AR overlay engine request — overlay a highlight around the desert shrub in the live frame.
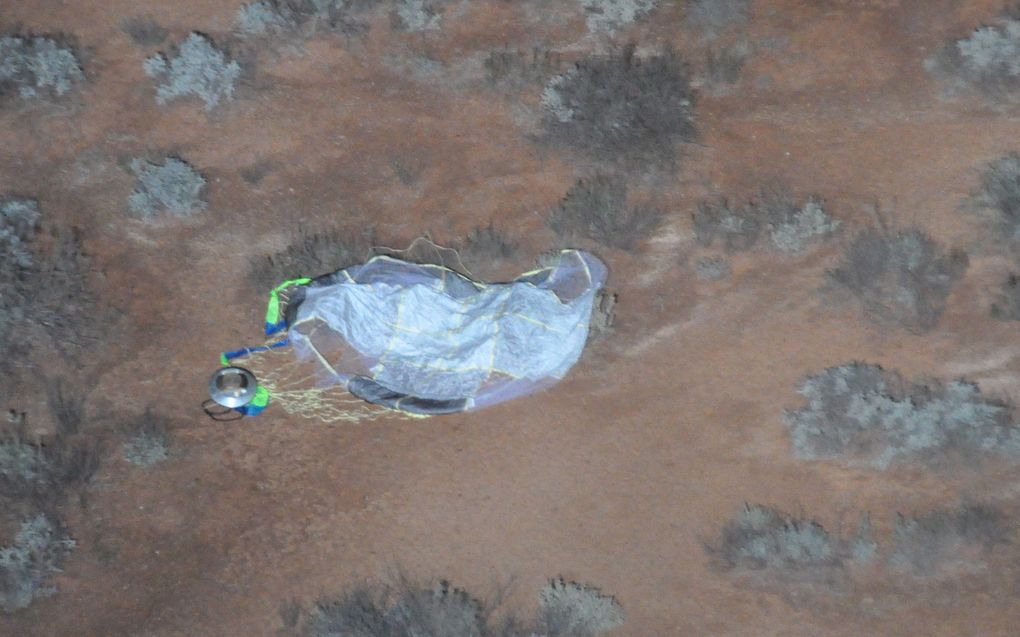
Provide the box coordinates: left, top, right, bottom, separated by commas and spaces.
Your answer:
0, 35, 83, 100
972, 152, 1020, 242
304, 576, 622, 637
541, 46, 696, 167
128, 157, 207, 219
122, 16, 169, 46
538, 578, 624, 637
828, 228, 967, 332
144, 33, 241, 110
455, 224, 519, 279
0, 427, 101, 505
238, 0, 375, 39
0, 514, 75, 612
1, 198, 99, 369
686, 0, 749, 36
549, 174, 662, 251
484, 48, 561, 89
713, 503, 845, 571
785, 362, 1020, 468
579, 0, 658, 34
693, 190, 838, 253
121, 409, 170, 468
250, 226, 374, 292
890, 504, 1009, 575
391, 0, 446, 32
694, 255, 731, 280
44, 379, 88, 438
702, 42, 748, 87
991, 273, 1020, 320
927, 15, 1020, 101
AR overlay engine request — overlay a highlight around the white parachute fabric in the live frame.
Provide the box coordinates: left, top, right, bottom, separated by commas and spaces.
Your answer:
287, 249, 607, 413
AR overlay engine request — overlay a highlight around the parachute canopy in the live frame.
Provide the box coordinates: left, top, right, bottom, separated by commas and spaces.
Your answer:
279, 249, 608, 415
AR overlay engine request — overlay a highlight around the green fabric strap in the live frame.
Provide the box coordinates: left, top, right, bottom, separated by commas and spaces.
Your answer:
265, 277, 311, 327
251, 385, 270, 408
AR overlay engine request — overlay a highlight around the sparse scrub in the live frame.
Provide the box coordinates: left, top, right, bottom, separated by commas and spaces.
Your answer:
828, 228, 967, 332
1, 198, 99, 368
303, 576, 623, 637
237, 0, 375, 39
890, 504, 1009, 575
128, 157, 207, 219
548, 173, 662, 251
541, 46, 696, 167
785, 362, 1020, 468
712, 503, 850, 571
579, 0, 658, 35
456, 224, 518, 278
702, 42, 748, 88
121, 409, 170, 468
250, 226, 374, 292
927, 14, 1020, 101
538, 578, 624, 636
686, 0, 750, 37
144, 33, 241, 110
991, 273, 1020, 320
694, 255, 731, 280
972, 152, 1020, 243
484, 47, 561, 89
0, 514, 75, 612
693, 189, 837, 253
122, 16, 169, 46
392, 0, 445, 32
0, 35, 83, 100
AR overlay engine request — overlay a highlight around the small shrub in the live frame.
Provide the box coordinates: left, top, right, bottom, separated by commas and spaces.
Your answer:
304, 576, 623, 637
713, 503, 846, 571
541, 46, 696, 167
972, 152, 1020, 242
250, 226, 374, 292
785, 362, 1020, 468
686, 0, 750, 36
456, 224, 519, 279
991, 272, 1020, 320
890, 504, 1009, 575
0, 35, 84, 100
144, 33, 241, 110
0, 514, 76, 612
828, 228, 967, 332
549, 174, 662, 251
1, 198, 99, 368
693, 190, 838, 253
128, 157, 207, 219
122, 16, 169, 46
927, 15, 1020, 101
579, 0, 658, 35
702, 42, 748, 88
238, 0, 375, 39
391, 0, 444, 32
121, 409, 170, 468
538, 578, 624, 636
44, 379, 88, 438
484, 47, 561, 89
694, 255, 731, 280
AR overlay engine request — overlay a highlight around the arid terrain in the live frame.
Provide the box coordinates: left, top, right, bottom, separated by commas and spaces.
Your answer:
5, 0, 1020, 635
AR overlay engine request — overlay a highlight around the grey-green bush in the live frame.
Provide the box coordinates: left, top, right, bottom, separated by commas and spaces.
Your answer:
0, 514, 75, 612
991, 273, 1020, 320
693, 190, 838, 253
828, 228, 967, 332
890, 504, 1009, 575
549, 174, 662, 251
0, 35, 83, 100
129, 157, 207, 219
785, 362, 1020, 468
714, 503, 844, 571
686, 0, 750, 36
238, 0, 376, 39
249, 226, 374, 292
973, 152, 1020, 242
144, 33, 240, 110
926, 15, 1020, 101
541, 46, 696, 166
122, 409, 170, 468
579, 0, 657, 34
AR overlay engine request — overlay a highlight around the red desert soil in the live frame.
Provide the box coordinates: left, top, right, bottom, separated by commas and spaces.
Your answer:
4, 0, 1020, 635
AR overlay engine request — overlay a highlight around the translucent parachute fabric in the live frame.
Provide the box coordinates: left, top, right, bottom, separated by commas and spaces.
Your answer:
286, 249, 607, 414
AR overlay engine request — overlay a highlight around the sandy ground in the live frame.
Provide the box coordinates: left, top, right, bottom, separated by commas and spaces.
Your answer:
4, 0, 1020, 635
